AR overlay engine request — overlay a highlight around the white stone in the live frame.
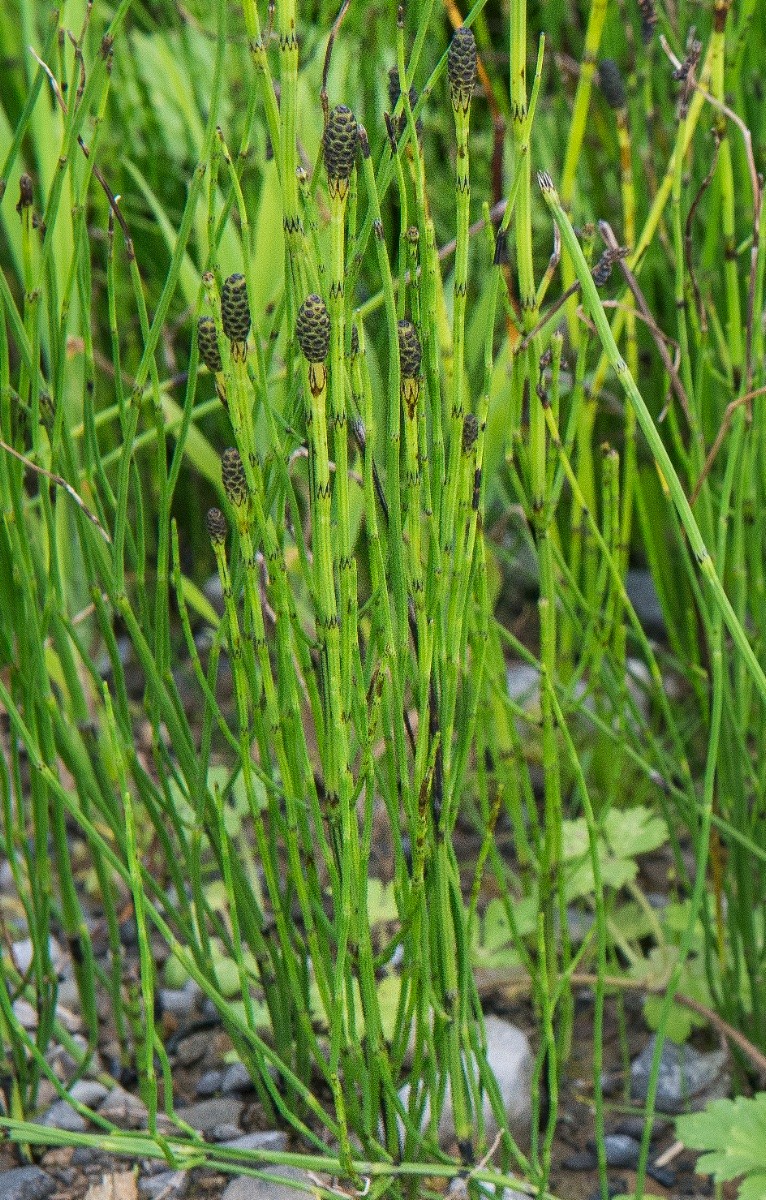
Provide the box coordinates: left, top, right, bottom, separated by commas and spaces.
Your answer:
399, 1015, 533, 1148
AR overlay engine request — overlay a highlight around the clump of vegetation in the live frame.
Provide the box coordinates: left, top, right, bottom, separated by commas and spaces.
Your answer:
1, 2, 765, 1199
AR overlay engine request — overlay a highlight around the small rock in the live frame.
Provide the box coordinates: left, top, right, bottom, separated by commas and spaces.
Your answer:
610, 1114, 669, 1142
586, 1183, 626, 1200
139, 1169, 188, 1197
55, 977, 81, 1010
203, 574, 225, 616
600, 1133, 640, 1168
399, 1015, 532, 1148
174, 1097, 244, 1135
69, 1080, 109, 1108
196, 1069, 223, 1098
119, 917, 139, 947
39, 1149, 74, 1170
141, 1161, 172, 1178
222, 1166, 309, 1200
200, 997, 221, 1023
626, 569, 665, 639
11, 937, 65, 977
34, 1081, 57, 1111
54, 1004, 83, 1035
562, 1150, 597, 1170
221, 1062, 255, 1094
0, 1165, 56, 1200
647, 1163, 677, 1188
631, 1036, 730, 1113
219, 1131, 289, 1158
47, 1035, 90, 1083
506, 662, 540, 706
211, 1123, 243, 1143
38, 1099, 88, 1133
98, 1085, 148, 1129
0, 858, 16, 894
50, 1167, 77, 1187
175, 1031, 210, 1067
448, 1180, 527, 1200
12, 998, 38, 1030
71, 1147, 113, 1169
599, 1069, 623, 1097
158, 986, 198, 1020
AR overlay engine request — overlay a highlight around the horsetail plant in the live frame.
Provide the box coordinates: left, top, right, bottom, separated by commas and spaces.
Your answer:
537, 169, 766, 708
442, 25, 477, 567
323, 103, 359, 732
220, 272, 251, 361
6, 7, 766, 1200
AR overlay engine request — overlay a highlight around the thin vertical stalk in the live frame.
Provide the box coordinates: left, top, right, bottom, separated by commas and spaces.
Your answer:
512, 2, 568, 1111
539, 171, 766, 706
558, 0, 608, 341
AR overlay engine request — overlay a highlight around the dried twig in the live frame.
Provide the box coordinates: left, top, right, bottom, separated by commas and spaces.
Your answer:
690, 384, 766, 505
598, 220, 692, 426
0, 438, 111, 543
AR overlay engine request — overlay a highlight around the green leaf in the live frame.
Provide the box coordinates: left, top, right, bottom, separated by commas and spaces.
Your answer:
611, 900, 657, 942
376, 973, 402, 1042
677, 1094, 766, 1196
603, 805, 668, 858
367, 878, 399, 925
471, 896, 536, 968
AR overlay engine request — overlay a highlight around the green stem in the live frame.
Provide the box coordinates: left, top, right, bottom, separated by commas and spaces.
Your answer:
539, 170, 766, 708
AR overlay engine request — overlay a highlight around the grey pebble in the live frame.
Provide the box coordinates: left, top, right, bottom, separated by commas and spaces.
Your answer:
599, 1070, 623, 1098
586, 1183, 626, 1200
55, 977, 81, 1010
626, 568, 666, 639
631, 1035, 729, 1113
46, 1040, 88, 1084
11, 937, 65, 977
0, 858, 16, 894
449, 1181, 528, 1200
611, 1114, 669, 1142
222, 1166, 309, 1200
398, 1015, 532, 1148
0, 1165, 56, 1200
506, 662, 540, 706
562, 1149, 597, 1170
159, 986, 197, 1019
138, 1169, 189, 1197
70, 1147, 114, 1168
196, 1069, 224, 1097
200, 997, 221, 1023
69, 1079, 109, 1108
98, 1084, 148, 1129
38, 1099, 88, 1133
211, 1123, 244, 1143
203, 573, 225, 616
12, 999, 38, 1030
647, 1163, 676, 1188
141, 1159, 176, 1177
49, 1167, 78, 1186
34, 1081, 57, 1112
219, 1131, 290, 1157
176, 1030, 210, 1066
221, 1062, 255, 1094
600, 1133, 640, 1168
174, 1097, 244, 1135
